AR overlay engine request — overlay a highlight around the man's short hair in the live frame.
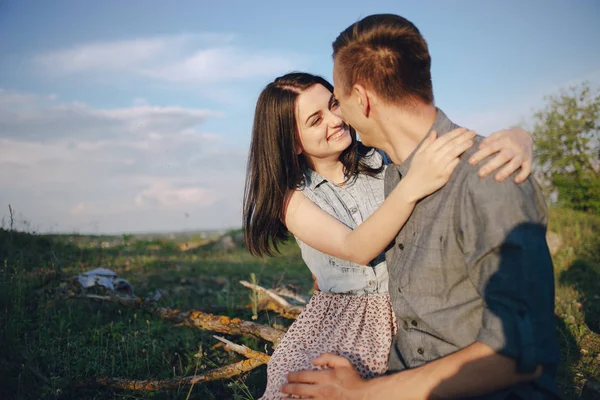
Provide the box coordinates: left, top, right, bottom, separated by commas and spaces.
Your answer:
333, 14, 434, 107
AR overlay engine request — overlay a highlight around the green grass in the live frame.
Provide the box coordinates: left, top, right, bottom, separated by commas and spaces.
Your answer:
548, 208, 600, 397
0, 208, 598, 399
0, 230, 310, 399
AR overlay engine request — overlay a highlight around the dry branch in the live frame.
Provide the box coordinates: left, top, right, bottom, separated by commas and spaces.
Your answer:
240, 280, 293, 308
272, 286, 308, 304
83, 359, 266, 391
213, 335, 271, 363
58, 287, 285, 346
170, 309, 285, 346
240, 280, 303, 319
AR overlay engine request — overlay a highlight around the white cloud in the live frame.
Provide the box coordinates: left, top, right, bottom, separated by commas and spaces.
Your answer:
1, 32, 301, 233
0, 89, 247, 234
36, 37, 172, 73
0, 88, 221, 142
134, 180, 217, 208
0, 88, 56, 106
70, 203, 95, 216
144, 46, 300, 84
34, 33, 302, 85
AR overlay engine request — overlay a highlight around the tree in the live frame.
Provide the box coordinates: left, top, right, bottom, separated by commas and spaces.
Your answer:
532, 81, 600, 213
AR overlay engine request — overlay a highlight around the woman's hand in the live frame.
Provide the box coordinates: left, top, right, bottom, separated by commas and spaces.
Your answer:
468, 127, 533, 183
402, 128, 475, 202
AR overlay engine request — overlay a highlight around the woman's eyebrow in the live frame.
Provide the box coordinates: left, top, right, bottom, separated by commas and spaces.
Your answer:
305, 110, 321, 125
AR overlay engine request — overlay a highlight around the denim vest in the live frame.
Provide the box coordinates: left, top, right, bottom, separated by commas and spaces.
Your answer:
295, 149, 390, 295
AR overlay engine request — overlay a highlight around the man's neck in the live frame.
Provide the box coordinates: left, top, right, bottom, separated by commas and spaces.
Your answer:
372, 103, 438, 165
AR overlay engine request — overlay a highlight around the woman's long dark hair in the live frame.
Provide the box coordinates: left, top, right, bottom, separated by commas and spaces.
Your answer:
243, 72, 383, 257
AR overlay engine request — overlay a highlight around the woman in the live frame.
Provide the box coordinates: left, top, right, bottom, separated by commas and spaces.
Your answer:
243, 72, 532, 399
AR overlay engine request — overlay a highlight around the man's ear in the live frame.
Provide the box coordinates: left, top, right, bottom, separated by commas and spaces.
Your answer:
353, 84, 370, 117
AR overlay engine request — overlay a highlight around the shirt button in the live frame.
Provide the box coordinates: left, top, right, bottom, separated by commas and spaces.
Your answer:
398, 243, 404, 250
417, 348, 424, 355
368, 280, 375, 286
350, 207, 358, 213
397, 287, 402, 293
411, 320, 418, 327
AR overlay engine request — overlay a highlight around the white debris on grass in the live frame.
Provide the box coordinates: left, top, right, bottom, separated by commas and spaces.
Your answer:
75, 267, 133, 295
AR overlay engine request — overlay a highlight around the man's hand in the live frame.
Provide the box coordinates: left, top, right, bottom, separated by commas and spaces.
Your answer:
468, 127, 533, 183
281, 353, 371, 399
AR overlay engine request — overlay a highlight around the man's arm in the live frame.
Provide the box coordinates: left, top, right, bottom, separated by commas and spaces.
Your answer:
458, 164, 556, 372
382, 171, 555, 398
283, 172, 557, 400
365, 343, 542, 399
382, 173, 554, 398
382, 171, 554, 398
283, 344, 542, 399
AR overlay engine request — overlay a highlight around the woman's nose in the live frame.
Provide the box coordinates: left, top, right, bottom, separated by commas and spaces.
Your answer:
326, 109, 343, 127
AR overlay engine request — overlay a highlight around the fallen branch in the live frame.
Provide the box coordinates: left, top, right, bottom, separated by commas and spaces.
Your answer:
240, 280, 294, 308
240, 280, 303, 319
255, 298, 301, 320
272, 286, 308, 304
58, 287, 285, 346
170, 309, 284, 346
213, 335, 271, 363
82, 359, 266, 391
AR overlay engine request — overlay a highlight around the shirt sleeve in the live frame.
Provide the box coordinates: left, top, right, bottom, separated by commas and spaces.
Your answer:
456, 170, 558, 373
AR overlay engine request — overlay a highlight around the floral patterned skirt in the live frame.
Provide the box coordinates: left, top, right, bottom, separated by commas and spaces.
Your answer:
260, 290, 397, 399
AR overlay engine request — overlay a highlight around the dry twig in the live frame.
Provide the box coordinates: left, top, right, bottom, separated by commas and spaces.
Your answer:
82, 359, 266, 391
213, 335, 271, 363
239, 280, 303, 319
272, 286, 308, 304
59, 287, 285, 346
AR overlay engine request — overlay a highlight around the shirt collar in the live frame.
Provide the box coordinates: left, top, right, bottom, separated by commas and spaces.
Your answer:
303, 167, 359, 191
303, 168, 328, 190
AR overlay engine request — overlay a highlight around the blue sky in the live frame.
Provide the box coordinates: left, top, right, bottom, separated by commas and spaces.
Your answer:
0, 0, 598, 234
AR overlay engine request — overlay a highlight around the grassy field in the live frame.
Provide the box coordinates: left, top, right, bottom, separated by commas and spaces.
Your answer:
0, 208, 598, 399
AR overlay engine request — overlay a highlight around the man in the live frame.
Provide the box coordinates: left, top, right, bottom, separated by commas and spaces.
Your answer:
282, 14, 560, 399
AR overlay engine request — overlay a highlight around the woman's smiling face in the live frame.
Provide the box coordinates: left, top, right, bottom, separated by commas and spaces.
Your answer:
295, 84, 352, 164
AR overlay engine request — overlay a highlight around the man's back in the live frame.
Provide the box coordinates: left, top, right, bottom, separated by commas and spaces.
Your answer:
384, 110, 560, 399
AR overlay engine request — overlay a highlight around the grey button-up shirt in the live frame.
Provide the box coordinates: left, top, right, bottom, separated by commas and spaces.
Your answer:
295, 149, 389, 295
384, 109, 560, 399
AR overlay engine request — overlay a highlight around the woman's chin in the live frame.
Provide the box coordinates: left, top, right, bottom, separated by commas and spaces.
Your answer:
338, 132, 353, 149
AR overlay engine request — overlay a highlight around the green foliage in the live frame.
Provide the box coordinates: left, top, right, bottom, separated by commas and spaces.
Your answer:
553, 173, 600, 213
532, 81, 600, 212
